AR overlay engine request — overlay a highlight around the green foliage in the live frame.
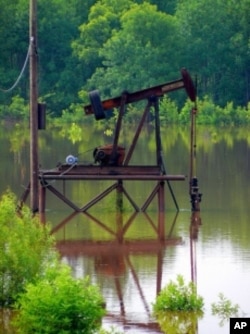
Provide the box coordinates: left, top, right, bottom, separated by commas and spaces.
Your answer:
1, 0, 250, 116
122, 104, 149, 123
85, 2, 179, 98
159, 96, 179, 123
0, 95, 28, 120
175, 0, 249, 106
0, 190, 106, 333
60, 104, 89, 123
211, 293, 240, 326
14, 264, 105, 334
37, 0, 87, 114
57, 93, 250, 128
149, 0, 177, 15
153, 275, 204, 312
0, 190, 54, 306
153, 275, 204, 333
72, 0, 133, 95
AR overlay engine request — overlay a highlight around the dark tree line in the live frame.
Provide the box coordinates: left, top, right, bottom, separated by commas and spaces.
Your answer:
0, 0, 249, 117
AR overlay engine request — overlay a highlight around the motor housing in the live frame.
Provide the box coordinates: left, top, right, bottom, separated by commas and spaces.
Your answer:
93, 144, 125, 166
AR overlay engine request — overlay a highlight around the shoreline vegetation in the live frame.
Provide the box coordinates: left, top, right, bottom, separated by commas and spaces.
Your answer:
1, 95, 250, 127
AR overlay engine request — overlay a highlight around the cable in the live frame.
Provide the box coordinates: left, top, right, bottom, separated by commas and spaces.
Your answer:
0, 42, 30, 93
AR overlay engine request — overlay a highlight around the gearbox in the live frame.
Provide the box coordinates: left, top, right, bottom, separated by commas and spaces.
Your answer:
93, 144, 125, 166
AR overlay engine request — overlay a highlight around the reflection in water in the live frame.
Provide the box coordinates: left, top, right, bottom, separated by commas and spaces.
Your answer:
155, 311, 203, 334
189, 211, 202, 334
154, 212, 203, 334
50, 209, 203, 333
3, 125, 250, 334
190, 211, 202, 284
54, 211, 180, 332
2, 125, 250, 333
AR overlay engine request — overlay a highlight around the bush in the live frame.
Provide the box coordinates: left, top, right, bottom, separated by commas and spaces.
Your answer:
14, 263, 106, 334
159, 95, 179, 123
0, 95, 28, 120
211, 293, 239, 326
153, 275, 204, 312
0, 190, 54, 306
0, 190, 106, 333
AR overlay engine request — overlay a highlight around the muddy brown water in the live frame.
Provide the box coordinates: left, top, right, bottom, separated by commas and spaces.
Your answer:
1, 123, 250, 333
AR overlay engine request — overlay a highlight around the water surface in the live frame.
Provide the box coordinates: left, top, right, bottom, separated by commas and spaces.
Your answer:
1, 123, 250, 333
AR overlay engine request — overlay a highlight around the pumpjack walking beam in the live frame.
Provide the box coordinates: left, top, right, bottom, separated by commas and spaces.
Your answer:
84, 68, 196, 118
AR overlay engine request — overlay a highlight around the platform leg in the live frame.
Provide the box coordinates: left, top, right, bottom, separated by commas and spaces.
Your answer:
39, 182, 46, 223
116, 181, 124, 242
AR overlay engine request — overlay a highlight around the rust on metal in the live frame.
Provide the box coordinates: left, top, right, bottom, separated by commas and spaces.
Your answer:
40, 174, 185, 181
84, 68, 196, 115
39, 165, 186, 181
84, 79, 185, 115
20, 68, 197, 217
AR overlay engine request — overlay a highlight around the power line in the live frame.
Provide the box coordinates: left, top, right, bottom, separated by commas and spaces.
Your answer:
0, 42, 30, 93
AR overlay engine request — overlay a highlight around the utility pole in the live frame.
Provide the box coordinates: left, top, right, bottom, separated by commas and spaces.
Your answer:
29, 0, 39, 212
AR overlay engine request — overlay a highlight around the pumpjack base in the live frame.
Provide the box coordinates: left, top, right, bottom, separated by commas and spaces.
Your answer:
36, 164, 186, 214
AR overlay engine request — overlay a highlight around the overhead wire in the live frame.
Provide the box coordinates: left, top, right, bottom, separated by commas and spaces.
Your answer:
0, 42, 30, 93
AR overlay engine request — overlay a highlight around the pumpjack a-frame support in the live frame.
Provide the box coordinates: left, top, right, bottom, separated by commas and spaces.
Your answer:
20, 68, 197, 216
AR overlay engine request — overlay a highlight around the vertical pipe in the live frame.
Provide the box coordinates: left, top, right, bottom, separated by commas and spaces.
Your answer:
189, 108, 196, 187
189, 108, 201, 211
30, 0, 39, 212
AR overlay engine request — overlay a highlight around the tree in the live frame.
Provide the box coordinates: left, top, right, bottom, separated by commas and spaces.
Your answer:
175, 0, 250, 107
72, 0, 133, 88
0, 0, 29, 103
149, 0, 177, 14
0, 191, 54, 306
227, 0, 250, 106
0, 0, 96, 116
37, 0, 88, 115
84, 2, 181, 99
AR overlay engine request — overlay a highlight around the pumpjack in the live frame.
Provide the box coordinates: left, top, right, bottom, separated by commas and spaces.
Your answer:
19, 68, 201, 215
84, 68, 202, 211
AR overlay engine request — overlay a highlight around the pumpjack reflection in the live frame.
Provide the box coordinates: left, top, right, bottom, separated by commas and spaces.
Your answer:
155, 211, 203, 334
50, 209, 202, 333
190, 210, 202, 284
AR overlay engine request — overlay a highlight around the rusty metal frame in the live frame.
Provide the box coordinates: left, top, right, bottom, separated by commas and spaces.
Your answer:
19, 69, 197, 217
37, 96, 185, 215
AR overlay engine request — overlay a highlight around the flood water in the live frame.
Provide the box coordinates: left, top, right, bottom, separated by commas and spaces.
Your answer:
1, 121, 250, 333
